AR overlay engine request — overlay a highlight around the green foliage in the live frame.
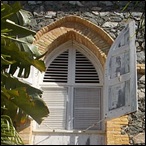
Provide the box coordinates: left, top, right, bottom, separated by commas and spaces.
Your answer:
1, 73, 49, 125
119, 1, 145, 37
1, 115, 24, 145
1, 2, 49, 144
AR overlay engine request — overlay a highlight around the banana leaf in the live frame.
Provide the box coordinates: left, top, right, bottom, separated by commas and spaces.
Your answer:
1, 73, 49, 125
1, 2, 49, 130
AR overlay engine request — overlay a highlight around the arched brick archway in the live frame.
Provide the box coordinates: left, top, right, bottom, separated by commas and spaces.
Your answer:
33, 15, 114, 67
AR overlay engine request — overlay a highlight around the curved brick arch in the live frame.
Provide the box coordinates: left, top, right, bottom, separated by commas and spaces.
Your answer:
38, 30, 106, 67
33, 15, 114, 66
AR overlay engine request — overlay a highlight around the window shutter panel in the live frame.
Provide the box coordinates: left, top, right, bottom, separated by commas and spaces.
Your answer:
38, 47, 102, 131
36, 87, 67, 130
75, 51, 99, 83
73, 88, 101, 130
43, 50, 68, 83
104, 20, 137, 120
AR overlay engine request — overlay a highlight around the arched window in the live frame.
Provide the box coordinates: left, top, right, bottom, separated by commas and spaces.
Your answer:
31, 17, 137, 145
35, 41, 104, 131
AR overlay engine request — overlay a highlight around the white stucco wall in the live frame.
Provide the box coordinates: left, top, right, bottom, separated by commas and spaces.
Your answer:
32, 133, 105, 145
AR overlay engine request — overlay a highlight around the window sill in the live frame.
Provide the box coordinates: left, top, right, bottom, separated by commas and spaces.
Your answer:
32, 129, 105, 135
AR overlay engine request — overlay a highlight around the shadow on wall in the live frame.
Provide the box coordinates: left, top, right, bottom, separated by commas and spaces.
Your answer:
68, 134, 102, 145
68, 135, 89, 145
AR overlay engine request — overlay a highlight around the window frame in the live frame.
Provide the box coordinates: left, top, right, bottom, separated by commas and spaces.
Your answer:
33, 40, 105, 133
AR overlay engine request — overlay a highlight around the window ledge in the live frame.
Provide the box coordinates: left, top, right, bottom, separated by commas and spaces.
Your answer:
32, 129, 105, 135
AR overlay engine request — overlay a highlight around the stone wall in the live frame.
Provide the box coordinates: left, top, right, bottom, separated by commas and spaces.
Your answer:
7, 1, 145, 64
128, 74, 145, 145
6, 1, 145, 145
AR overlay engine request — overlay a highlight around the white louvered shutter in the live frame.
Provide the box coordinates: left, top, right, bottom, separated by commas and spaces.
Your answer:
36, 87, 68, 130
75, 51, 99, 83
37, 47, 102, 131
73, 50, 101, 130
36, 50, 69, 130
73, 88, 101, 130
43, 50, 68, 83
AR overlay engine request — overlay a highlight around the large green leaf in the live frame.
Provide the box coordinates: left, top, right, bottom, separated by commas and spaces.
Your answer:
1, 54, 16, 65
1, 73, 49, 124
1, 19, 36, 36
1, 28, 12, 34
1, 38, 46, 75
1, 2, 49, 134
2, 34, 41, 57
1, 2, 21, 21
2, 87, 49, 125
1, 95, 18, 125
32, 60, 46, 72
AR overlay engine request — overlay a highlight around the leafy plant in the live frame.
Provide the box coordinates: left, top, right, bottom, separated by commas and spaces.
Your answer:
1, 2, 49, 144
1, 115, 24, 145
